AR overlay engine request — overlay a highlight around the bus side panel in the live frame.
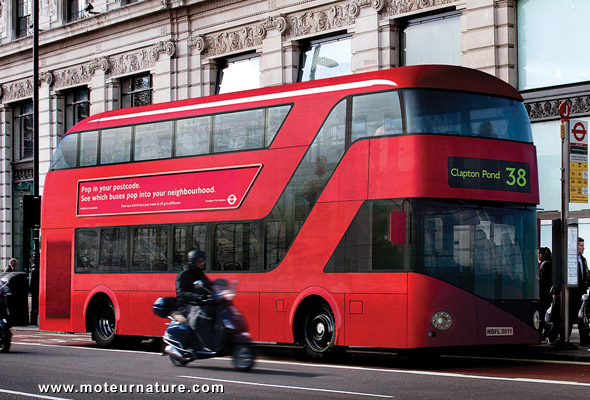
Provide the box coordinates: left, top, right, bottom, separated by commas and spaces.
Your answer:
406, 273, 477, 348
72, 290, 88, 332
233, 292, 260, 341
259, 293, 287, 342
344, 293, 407, 348
40, 231, 73, 331
126, 291, 173, 336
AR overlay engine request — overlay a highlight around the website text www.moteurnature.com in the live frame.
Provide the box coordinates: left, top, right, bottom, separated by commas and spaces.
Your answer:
38, 382, 224, 395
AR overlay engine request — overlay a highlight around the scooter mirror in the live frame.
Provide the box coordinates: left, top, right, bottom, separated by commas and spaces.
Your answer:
193, 280, 203, 289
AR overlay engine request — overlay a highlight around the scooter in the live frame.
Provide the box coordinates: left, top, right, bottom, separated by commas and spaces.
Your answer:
0, 277, 12, 353
153, 279, 255, 371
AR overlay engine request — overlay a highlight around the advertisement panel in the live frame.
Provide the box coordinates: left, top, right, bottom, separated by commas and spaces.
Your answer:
77, 165, 261, 216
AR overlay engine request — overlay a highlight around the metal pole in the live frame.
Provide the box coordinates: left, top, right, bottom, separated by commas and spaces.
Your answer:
31, 0, 40, 325
561, 114, 570, 342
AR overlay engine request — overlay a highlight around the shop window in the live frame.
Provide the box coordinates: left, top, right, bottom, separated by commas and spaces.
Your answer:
517, 1, 590, 89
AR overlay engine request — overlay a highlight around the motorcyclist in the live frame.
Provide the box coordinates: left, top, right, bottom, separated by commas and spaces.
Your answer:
175, 249, 214, 349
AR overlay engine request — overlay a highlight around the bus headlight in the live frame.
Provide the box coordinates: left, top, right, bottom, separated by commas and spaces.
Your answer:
431, 311, 453, 331
533, 310, 540, 330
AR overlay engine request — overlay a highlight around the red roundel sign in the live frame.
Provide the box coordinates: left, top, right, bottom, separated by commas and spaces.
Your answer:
572, 121, 587, 143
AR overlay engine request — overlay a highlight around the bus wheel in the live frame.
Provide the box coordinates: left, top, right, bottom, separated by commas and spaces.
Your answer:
303, 303, 336, 359
93, 300, 117, 348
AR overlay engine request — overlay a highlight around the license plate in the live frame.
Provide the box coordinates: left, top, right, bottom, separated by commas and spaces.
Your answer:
485, 327, 514, 336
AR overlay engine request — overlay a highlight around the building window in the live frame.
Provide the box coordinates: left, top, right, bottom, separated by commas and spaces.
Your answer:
15, 0, 31, 38
299, 34, 352, 82
401, 11, 461, 66
121, 74, 152, 108
65, 87, 89, 132
13, 100, 34, 161
66, 0, 82, 22
216, 54, 260, 94
517, 1, 590, 90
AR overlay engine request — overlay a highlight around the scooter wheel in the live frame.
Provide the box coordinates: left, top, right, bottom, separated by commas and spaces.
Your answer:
232, 344, 255, 371
169, 355, 189, 367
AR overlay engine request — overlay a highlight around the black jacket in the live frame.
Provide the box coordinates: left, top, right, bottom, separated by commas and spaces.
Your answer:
175, 267, 212, 313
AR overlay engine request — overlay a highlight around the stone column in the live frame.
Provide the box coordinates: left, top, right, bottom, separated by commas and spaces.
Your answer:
152, 41, 177, 104
90, 59, 110, 115
187, 35, 206, 99
104, 78, 121, 112
379, 20, 399, 69
200, 60, 218, 98
261, 29, 284, 87
352, 5, 381, 74
282, 41, 300, 85
38, 79, 52, 193
494, 0, 517, 86
461, 0, 517, 87
0, 105, 12, 265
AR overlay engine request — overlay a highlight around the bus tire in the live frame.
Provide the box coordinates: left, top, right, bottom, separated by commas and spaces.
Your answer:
93, 299, 117, 348
303, 303, 336, 359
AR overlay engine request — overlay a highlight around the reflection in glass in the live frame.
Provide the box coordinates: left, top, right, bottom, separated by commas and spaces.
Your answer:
218, 56, 260, 94
176, 116, 211, 157
132, 227, 168, 272
50, 134, 78, 170
300, 36, 352, 82
213, 109, 264, 152
402, 12, 460, 66
75, 229, 99, 272
412, 199, 537, 300
173, 225, 207, 271
79, 131, 98, 167
213, 223, 260, 271
101, 127, 131, 164
99, 228, 128, 272
135, 121, 173, 161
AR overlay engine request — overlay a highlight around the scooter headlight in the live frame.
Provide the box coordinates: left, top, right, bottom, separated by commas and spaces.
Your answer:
221, 289, 236, 301
431, 311, 453, 331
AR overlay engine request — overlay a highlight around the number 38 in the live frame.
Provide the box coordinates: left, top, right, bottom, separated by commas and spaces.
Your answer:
506, 167, 527, 187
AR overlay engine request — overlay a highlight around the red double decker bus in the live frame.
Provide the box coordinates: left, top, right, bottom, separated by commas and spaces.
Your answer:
41, 65, 540, 356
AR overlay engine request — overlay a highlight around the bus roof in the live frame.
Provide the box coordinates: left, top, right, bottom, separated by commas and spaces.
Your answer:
69, 65, 523, 134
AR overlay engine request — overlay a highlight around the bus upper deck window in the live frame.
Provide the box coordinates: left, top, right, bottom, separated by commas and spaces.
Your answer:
50, 133, 78, 170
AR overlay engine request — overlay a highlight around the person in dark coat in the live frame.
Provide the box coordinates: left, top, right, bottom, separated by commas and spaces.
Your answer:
175, 249, 214, 350
538, 247, 553, 337
570, 237, 590, 344
176, 249, 211, 314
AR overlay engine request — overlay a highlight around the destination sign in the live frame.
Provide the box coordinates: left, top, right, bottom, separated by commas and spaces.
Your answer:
448, 157, 531, 193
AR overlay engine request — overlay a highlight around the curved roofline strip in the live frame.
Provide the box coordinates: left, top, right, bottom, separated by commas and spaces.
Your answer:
87, 79, 397, 124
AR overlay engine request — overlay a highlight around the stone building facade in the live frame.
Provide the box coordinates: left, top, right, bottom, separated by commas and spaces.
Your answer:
0, 0, 585, 266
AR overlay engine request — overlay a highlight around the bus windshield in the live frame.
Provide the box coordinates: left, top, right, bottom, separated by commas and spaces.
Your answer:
403, 89, 533, 142
412, 199, 537, 300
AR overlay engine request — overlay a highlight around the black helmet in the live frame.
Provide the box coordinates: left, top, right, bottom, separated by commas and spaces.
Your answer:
187, 249, 206, 268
